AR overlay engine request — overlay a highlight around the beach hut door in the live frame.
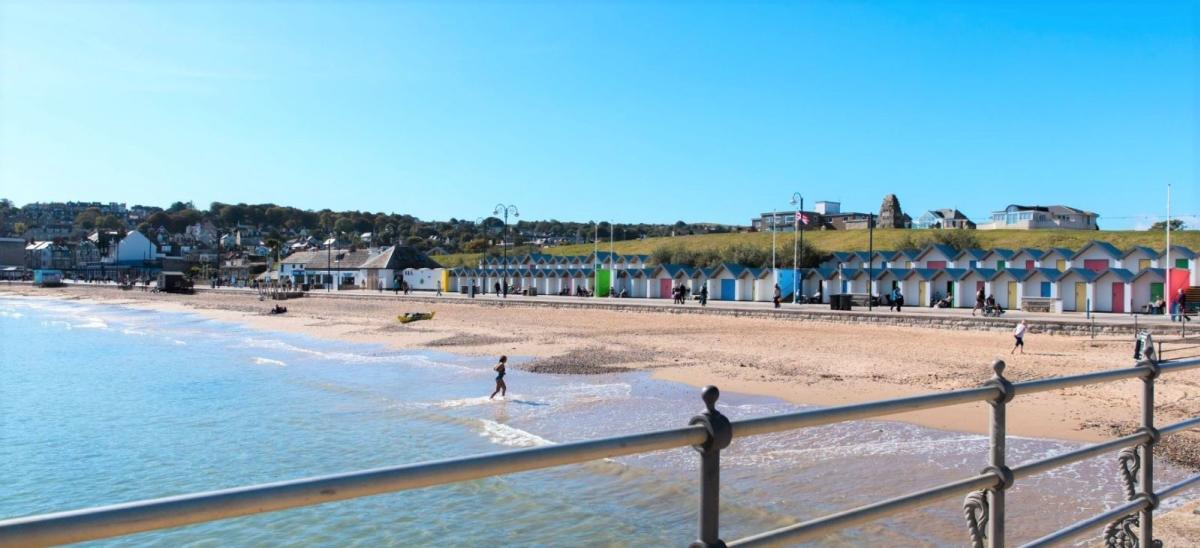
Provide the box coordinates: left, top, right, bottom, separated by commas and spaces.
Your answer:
918, 282, 926, 306
659, 279, 672, 298
1150, 283, 1163, 305
720, 279, 736, 301
1075, 282, 1087, 312
1112, 283, 1124, 313
1007, 282, 1017, 308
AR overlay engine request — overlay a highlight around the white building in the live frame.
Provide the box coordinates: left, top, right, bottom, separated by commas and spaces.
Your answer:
979, 205, 1099, 230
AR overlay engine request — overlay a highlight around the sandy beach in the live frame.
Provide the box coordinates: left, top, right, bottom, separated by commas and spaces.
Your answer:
6, 284, 1200, 462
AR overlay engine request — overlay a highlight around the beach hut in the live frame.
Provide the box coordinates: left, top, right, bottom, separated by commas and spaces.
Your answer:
990, 268, 1028, 311
954, 249, 988, 270
1092, 268, 1134, 313
913, 244, 958, 269
958, 268, 997, 308
708, 263, 743, 301
1021, 268, 1063, 306
1131, 268, 1166, 314
649, 265, 683, 299
1160, 246, 1198, 285
809, 267, 838, 303
688, 268, 709, 299
891, 249, 921, 269
977, 248, 1016, 271
746, 268, 772, 302
1039, 248, 1074, 272
1057, 268, 1100, 312
874, 268, 908, 300
1071, 241, 1123, 273
842, 268, 871, 296
1009, 248, 1044, 272
827, 251, 857, 270
931, 268, 968, 306
737, 267, 764, 301
1121, 246, 1159, 273
900, 268, 938, 307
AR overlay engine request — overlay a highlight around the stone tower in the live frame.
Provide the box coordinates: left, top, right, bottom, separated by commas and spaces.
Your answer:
878, 194, 906, 229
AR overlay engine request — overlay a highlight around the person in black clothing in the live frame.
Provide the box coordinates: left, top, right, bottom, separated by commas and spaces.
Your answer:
699, 285, 708, 306
489, 356, 508, 399
1178, 289, 1192, 322
773, 284, 782, 309
494, 281, 502, 296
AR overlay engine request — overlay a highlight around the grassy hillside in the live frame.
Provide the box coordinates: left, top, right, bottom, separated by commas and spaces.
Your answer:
432, 229, 1200, 268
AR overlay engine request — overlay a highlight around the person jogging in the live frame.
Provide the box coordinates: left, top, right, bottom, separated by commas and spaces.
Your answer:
1011, 320, 1027, 355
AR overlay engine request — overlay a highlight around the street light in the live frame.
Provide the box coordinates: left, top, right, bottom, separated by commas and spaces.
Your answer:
790, 192, 804, 304
493, 204, 519, 298
324, 237, 336, 292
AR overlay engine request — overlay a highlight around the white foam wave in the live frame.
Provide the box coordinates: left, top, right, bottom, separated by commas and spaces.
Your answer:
122, 327, 147, 336
478, 419, 554, 448
252, 357, 286, 367
0, 310, 23, 319
437, 396, 515, 409
239, 337, 474, 371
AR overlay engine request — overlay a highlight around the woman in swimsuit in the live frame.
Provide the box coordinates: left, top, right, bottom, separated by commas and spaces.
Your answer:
489, 355, 508, 399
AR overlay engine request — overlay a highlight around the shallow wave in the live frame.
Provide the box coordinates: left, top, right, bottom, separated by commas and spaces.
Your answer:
0, 310, 23, 319
478, 419, 554, 448
238, 337, 476, 372
436, 395, 522, 409
252, 357, 287, 367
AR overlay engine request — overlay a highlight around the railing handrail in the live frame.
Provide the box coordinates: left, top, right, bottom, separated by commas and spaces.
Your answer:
3, 356, 1200, 547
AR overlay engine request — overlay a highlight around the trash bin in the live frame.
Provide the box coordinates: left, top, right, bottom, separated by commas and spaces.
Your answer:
829, 294, 852, 311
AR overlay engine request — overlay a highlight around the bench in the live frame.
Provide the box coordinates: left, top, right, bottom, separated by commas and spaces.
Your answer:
1022, 297, 1057, 313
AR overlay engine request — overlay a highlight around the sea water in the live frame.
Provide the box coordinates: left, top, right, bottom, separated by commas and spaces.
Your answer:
0, 296, 1192, 546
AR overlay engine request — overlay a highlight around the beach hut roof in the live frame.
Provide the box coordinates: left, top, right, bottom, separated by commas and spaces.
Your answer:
876, 267, 909, 280
956, 248, 988, 262
914, 244, 958, 262
967, 267, 998, 280
894, 248, 922, 261
1014, 247, 1045, 260
830, 251, 854, 262
904, 267, 940, 281
993, 267, 1029, 281
989, 248, 1017, 260
939, 267, 971, 281
810, 267, 839, 280
1160, 245, 1197, 259
1024, 267, 1064, 282
1059, 267, 1101, 282
1132, 267, 1166, 282
1044, 247, 1075, 259
1095, 268, 1136, 283
1122, 245, 1158, 259
710, 263, 744, 277
1071, 241, 1123, 260
850, 251, 872, 262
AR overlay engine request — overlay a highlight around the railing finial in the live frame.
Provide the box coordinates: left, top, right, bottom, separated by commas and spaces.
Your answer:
992, 359, 1006, 378
701, 385, 720, 413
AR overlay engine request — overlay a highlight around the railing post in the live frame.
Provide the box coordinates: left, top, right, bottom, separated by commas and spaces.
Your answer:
1139, 359, 1161, 548
964, 360, 1014, 548
690, 386, 732, 548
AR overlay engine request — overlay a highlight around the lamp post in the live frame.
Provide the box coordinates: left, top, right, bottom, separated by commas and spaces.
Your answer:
493, 204, 519, 298
868, 214, 875, 311
324, 237, 335, 292
790, 193, 804, 304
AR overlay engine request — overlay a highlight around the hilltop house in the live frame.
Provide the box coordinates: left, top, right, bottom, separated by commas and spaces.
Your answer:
913, 209, 976, 230
979, 205, 1099, 230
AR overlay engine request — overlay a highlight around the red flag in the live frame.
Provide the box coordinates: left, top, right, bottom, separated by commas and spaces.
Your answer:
795, 212, 809, 226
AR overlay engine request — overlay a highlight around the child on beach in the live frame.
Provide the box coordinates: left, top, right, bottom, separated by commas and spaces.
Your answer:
1011, 320, 1027, 355
489, 356, 508, 399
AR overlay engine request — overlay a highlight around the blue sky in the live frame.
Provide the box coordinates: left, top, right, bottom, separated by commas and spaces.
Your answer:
0, 1, 1195, 228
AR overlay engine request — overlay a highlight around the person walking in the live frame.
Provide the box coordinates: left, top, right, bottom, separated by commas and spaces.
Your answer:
1011, 320, 1027, 355
436, 280, 442, 296
773, 284, 782, 309
973, 287, 985, 317
890, 286, 903, 312
1178, 289, 1191, 323
699, 284, 708, 306
489, 356, 508, 399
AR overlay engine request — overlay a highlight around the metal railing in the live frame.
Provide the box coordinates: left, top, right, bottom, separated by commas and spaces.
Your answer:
3, 357, 1200, 547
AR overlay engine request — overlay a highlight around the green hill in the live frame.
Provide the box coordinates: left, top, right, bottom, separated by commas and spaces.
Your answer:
433, 229, 1200, 268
